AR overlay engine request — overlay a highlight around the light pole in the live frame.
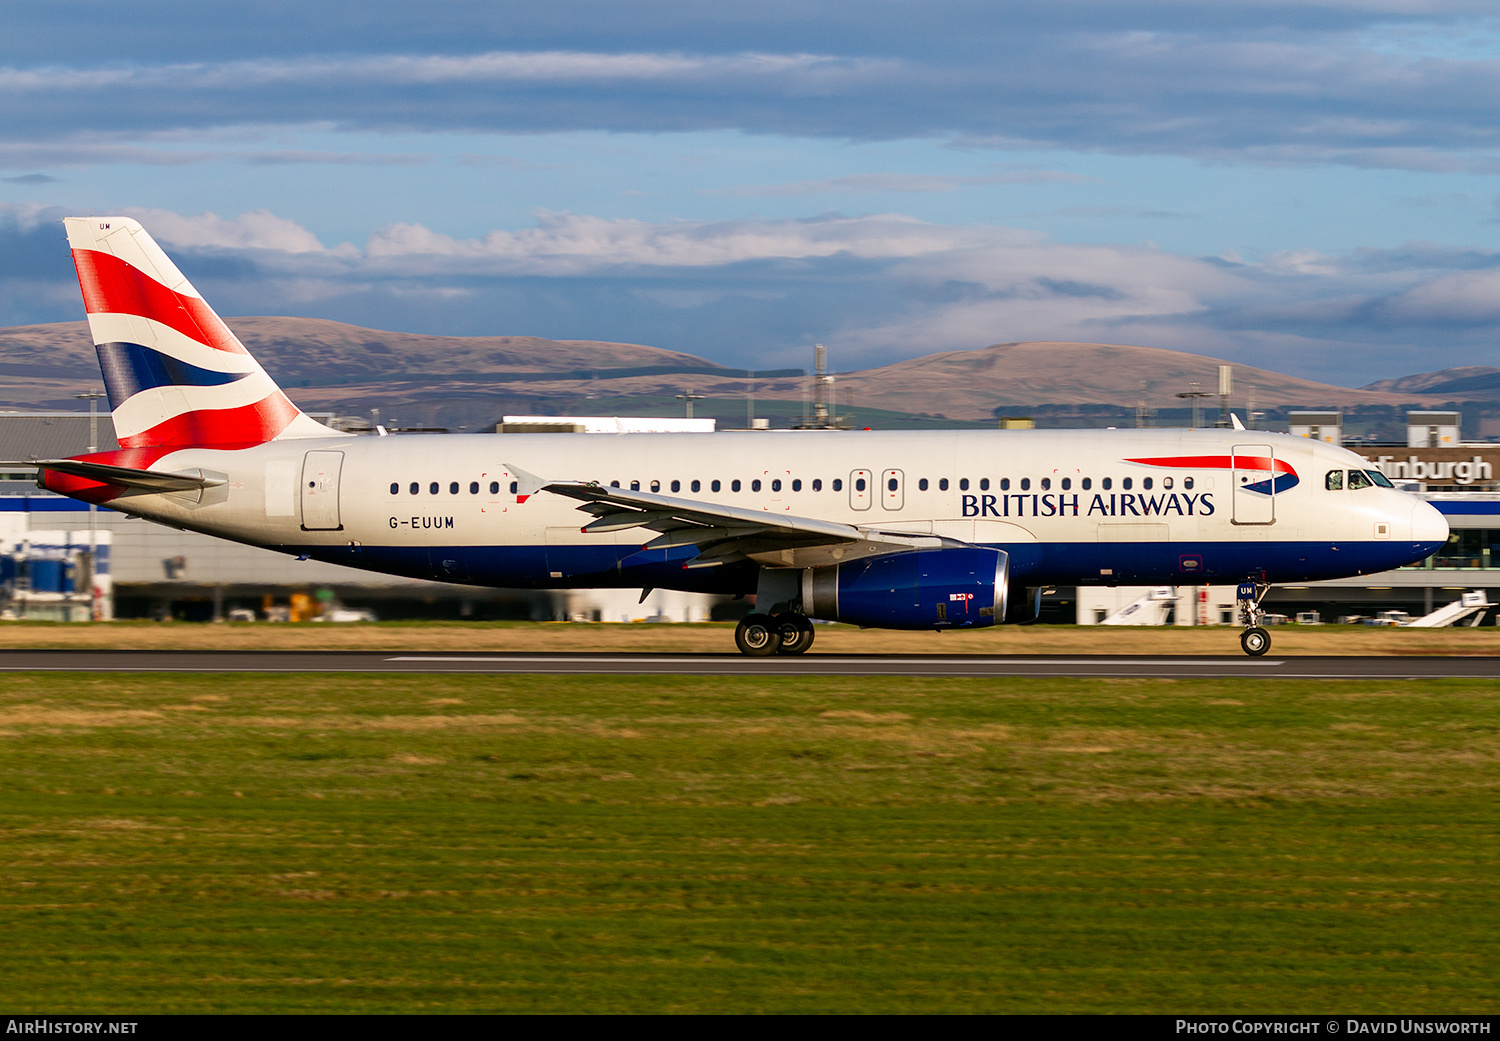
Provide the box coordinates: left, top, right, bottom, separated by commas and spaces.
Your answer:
1176, 382, 1211, 429
75, 390, 106, 621
675, 390, 704, 420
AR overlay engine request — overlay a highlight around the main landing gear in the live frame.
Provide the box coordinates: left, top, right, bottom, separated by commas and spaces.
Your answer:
734, 612, 815, 657
1237, 578, 1272, 657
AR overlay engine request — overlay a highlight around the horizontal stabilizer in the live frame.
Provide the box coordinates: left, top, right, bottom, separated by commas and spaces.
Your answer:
31, 459, 227, 493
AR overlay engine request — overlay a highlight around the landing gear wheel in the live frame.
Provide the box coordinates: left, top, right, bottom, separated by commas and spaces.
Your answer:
773, 613, 815, 656
1240, 626, 1271, 657
735, 613, 782, 657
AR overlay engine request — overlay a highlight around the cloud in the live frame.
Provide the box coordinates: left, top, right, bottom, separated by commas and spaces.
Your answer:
5, 7, 1500, 169
7, 201, 1500, 384
1, 173, 57, 184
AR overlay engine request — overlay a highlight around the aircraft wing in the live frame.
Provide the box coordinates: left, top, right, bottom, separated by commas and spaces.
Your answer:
510, 464, 946, 568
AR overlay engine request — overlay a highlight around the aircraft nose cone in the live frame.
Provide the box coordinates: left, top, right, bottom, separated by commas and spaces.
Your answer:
1411, 499, 1449, 549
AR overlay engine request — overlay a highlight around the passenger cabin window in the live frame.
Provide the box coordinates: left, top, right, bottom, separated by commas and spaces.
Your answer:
631, 480, 640, 491
711, 480, 721, 492
1347, 469, 1373, 490
772, 479, 781, 492
732, 479, 741, 492
959, 478, 969, 491
1182, 477, 1193, 490
1102, 478, 1112, 490
410, 482, 419, 495
919, 478, 929, 491
813, 479, 823, 491
855, 477, 866, 491
1326, 470, 1344, 491
1000, 478, 1010, 491
1122, 477, 1133, 490
939, 478, 949, 491
1081, 478, 1091, 490
429, 482, 439, 495
691, 480, 701, 492
671, 480, 680, 492
1143, 477, 1153, 490
1039, 478, 1050, 491
470, 481, 479, 494
1060, 478, 1070, 491
1367, 470, 1394, 488
390, 483, 399, 494
1163, 477, 1173, 490
792, 479, 802, 492
833, 479, 843, 491
887, 477, 898, 491
752, 479, 762, 492
450, 482, 460, 494
1020, 478, 1030, 491
650, 480, 660, 492
491, 481, 500, 494
509, 481, 517, 494
980, 478, 990, 491
610, 480, 620, 488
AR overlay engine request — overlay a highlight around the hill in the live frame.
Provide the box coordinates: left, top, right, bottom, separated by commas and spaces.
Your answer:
1363, 365, 1500, 401
0, 319, 1459, 429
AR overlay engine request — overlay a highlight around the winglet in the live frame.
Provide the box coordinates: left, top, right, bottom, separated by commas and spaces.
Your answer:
504, 462, 547, 503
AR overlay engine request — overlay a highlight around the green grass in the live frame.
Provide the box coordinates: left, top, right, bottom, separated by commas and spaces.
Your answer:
2, 674, 1499, 1012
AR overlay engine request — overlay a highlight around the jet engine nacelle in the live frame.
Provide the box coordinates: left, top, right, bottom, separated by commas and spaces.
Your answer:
800, 547, 1009, 630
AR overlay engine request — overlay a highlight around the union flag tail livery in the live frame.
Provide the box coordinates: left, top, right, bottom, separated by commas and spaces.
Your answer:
64, 217, 339, 448
33, 216, 1448, 657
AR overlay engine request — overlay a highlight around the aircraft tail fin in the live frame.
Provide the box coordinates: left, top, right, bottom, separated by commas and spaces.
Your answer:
63, 216, 344, 449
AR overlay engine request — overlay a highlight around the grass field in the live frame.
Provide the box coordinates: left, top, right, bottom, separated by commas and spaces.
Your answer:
3, 670, 1499, 1013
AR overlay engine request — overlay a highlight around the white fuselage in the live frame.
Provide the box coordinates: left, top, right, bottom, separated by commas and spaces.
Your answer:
87, 427, 1448, 595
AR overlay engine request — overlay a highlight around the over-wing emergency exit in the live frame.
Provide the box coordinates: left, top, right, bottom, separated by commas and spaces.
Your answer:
27, 217, 1449, 656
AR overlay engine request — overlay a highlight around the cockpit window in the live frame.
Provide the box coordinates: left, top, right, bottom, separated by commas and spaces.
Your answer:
1347, 469, 1373, 490
1366, 469, 1394, 488
1325, 470, 1343, 491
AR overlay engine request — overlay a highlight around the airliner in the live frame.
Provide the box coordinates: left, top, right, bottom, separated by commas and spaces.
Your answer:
27, 217, 1449, 656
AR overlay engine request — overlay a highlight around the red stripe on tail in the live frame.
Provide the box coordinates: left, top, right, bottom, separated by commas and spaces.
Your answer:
119, 391, 301, 448
71, 248, 247, 355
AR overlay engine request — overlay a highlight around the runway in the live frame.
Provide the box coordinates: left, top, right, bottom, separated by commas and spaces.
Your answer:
0, 649, 1494, 678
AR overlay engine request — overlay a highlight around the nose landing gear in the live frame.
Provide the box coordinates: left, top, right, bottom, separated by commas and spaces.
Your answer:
1237, 578, 1272, 656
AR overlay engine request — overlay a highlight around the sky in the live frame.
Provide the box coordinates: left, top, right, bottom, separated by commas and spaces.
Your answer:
4, 1, 1500, 386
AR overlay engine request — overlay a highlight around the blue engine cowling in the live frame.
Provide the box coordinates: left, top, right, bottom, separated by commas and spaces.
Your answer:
800, 547, 1009, 630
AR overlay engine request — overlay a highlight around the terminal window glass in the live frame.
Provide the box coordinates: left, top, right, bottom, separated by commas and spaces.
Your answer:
1326, 470, 1344, 491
